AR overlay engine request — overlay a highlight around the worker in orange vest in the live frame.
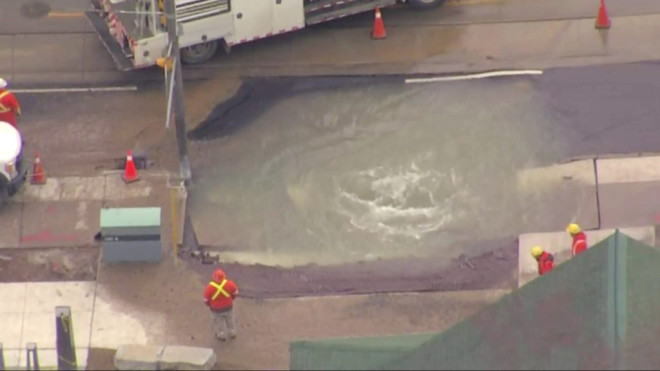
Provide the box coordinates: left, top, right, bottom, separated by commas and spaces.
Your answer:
203, 268, 239, 341
567, 223, 588, 257
531, 246, 554, 276
0, 78, 21, 129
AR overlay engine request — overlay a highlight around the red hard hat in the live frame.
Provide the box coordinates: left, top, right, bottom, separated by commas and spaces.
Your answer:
212, 269, 225, 282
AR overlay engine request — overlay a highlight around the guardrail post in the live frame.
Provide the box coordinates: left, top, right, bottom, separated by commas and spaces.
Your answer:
56, 306, 77, 370
0, 342, 5, 370
26, 342, 39, 370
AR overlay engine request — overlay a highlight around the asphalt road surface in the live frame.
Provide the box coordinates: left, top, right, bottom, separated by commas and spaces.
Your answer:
4, 0, 660, 85
186, 61, 660, 295
4, 0, 660, 34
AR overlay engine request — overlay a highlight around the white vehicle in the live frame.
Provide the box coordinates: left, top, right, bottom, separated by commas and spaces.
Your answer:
0, 121, 27, 207
86, 0, 446, 71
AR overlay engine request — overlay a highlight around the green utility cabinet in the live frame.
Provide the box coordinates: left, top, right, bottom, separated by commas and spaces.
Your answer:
99, 207, 162, 263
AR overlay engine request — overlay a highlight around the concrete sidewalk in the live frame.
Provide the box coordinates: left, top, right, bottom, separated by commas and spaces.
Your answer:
0, 173, 175, 249
0, 281, 94, 369
0, 280, 169, 369
0, 172, 181, 369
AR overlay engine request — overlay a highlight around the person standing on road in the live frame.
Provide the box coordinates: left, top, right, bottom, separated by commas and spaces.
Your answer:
203, 268, 239, 341
0, 78, 21, 129
531, 246, 554, 276
567, 223, 588, 257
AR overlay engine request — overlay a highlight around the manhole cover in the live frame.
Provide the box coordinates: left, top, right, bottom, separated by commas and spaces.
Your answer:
21, 1, 52, 19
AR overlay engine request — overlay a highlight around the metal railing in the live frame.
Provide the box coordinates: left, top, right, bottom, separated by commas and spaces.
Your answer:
25, 343, 39, 370
0, 306, 78, 370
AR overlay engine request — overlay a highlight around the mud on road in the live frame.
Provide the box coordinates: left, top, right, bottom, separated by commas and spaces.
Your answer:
0, 246, 99, 283
184, 239, 519, 298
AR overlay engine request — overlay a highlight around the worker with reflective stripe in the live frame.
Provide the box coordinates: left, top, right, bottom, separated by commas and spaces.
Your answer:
567, 223, 588, 257
0, 78, 21, 129
203, 268, 239, 341
531, 246, 554, 276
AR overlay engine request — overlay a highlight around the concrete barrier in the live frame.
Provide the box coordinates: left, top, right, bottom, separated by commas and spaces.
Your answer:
114, 344, 164, 371
159, 346, 217, 370
114, 344, 217, 371
518, 226, 656, 287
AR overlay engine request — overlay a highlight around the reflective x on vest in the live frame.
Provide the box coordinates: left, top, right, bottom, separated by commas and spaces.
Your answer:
210, 279, 230, 300
0, 91, 10, 113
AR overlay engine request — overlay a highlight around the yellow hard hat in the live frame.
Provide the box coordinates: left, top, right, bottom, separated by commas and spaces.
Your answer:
567, 223, 581, 235
531, 246, 544, 258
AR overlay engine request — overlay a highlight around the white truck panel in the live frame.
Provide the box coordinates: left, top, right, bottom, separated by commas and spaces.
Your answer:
272, 0, 304, 33
226, 0, 274, 44
178, 12, 234, 47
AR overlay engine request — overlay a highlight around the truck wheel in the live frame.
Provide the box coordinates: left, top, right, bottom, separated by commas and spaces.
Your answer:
181, 41, 219, 65
408, 0, 446, 10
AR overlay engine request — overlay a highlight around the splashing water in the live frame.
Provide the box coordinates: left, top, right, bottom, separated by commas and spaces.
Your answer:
335, 163, 470, 240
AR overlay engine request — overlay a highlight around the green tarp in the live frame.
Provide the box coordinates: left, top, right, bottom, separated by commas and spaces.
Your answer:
290, 333, 435, 371
290, 231, 660, 370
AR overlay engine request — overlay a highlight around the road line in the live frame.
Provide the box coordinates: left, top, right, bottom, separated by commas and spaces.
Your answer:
13, 86, 138, 94
405, 70, 544, 84
47, 11, 85, 18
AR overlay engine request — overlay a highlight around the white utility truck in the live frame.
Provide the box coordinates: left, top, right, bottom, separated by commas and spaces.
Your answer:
0, 121, 27, 207
86, 0, 445, 71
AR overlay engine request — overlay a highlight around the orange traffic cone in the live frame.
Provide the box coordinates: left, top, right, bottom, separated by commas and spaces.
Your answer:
372, 8, 386, 40
31, 152, 47, 185
122, 150, 140, 183
595, 0, 611, 29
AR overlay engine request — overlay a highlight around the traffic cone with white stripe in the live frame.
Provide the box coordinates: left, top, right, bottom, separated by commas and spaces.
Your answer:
31, 152, 47, 185
122, 150, 140, 183
372, 8, 386, 40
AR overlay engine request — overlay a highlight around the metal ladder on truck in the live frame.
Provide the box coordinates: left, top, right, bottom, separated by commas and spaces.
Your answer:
304, 0, 397, 25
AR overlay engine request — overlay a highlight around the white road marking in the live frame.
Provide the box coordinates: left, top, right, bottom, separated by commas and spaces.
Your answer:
405, 70, 544, 84
12, 86, 138, 94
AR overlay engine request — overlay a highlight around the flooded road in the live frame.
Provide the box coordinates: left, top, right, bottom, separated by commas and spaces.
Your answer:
188, 74, 573, 267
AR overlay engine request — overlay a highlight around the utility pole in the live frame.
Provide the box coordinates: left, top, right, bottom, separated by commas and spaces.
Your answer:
163, 0, 192, 183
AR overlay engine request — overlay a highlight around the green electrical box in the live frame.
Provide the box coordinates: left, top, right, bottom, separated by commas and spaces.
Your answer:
100, 207, 162, 263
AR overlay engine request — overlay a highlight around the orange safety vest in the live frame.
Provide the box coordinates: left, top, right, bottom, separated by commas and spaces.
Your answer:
209, 279, 231, 300
0, 91, 11, 113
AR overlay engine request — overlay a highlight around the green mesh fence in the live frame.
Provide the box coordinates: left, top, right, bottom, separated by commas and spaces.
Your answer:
289, 334, 435, 371
622, 236, 660, 369
290, 231, 660, 370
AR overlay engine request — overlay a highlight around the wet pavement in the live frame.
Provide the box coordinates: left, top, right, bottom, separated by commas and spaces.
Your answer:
7, 0, 660, 87
187, 63, 660, 272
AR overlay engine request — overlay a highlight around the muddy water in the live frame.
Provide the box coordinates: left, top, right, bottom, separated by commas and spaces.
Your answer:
189, 77, 569, 267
